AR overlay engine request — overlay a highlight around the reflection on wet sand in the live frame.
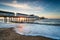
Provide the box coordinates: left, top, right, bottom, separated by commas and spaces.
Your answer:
16, 24, 24, 33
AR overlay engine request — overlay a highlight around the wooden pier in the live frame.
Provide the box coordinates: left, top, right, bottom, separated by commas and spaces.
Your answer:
0, 10, 40, 23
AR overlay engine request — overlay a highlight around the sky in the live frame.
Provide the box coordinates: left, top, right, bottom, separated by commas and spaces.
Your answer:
0, 0, 60, 19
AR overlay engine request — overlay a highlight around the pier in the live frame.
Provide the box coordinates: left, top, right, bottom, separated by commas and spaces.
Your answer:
0, 10, 40, 23
0, 11, 15, 23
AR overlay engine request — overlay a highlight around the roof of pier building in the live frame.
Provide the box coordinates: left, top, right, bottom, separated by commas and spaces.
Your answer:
0, 10, 15, 17
16, 13, 39, 18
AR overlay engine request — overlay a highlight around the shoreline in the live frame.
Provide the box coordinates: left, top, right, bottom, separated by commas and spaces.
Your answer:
0, 28, 54, 40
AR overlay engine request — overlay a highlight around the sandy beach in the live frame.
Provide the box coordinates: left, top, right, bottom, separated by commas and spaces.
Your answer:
0, 28, 54, 40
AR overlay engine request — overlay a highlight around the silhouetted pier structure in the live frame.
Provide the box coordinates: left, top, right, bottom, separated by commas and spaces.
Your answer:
0, 10, 40, 23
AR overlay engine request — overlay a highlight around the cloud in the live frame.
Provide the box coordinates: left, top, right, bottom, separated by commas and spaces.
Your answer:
2, 0, 44, 11
12, 0, 17, 3
1, 0, 44, 15
3, 3, 30, 9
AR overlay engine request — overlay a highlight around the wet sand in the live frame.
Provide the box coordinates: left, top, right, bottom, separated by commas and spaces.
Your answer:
0, 28, 53, 40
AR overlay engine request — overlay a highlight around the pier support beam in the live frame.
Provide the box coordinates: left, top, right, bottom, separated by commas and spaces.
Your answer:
4, 17, 7, 23
9, 17, 12, 22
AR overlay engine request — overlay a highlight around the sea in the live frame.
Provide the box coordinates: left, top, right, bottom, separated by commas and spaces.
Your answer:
0, 19, 60, 40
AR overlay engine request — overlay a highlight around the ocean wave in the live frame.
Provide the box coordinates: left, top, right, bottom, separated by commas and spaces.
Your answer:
14, 23, 60, 39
